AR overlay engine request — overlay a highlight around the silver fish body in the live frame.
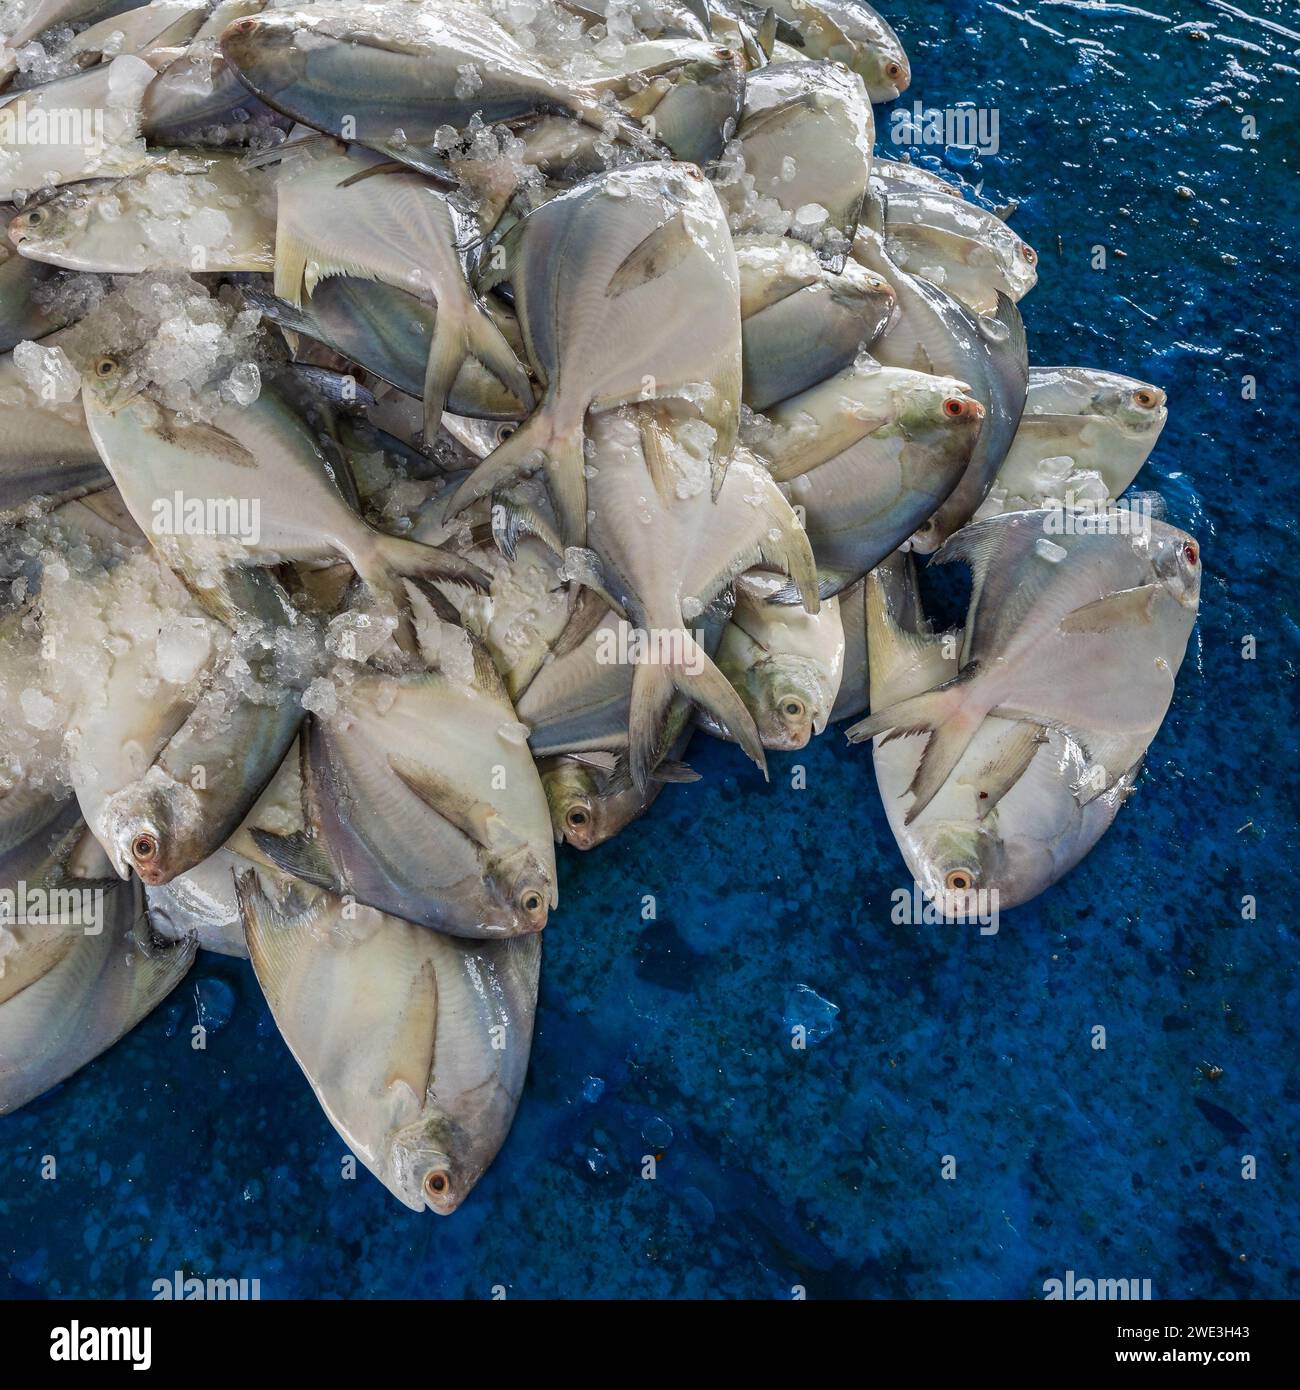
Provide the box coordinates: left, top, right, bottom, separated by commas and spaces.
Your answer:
986, 366, 1167, 512
237, 871, 538, 1213
863, 551, 1144, 914
853, 223, 1029, 550
849, 510, 1202, 825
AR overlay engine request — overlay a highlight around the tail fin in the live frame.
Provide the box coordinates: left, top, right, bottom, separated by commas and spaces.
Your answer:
348, 532, 489, 651
465, 305, 533, 416
629, 628, 766, 790
846, 678, 985, 824
422, 307, 469, 445
425, 283, 536, 443
368, 531, 488, 588
445, 403, 588, 546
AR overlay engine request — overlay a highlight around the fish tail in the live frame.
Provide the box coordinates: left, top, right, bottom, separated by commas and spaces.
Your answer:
445, 403, 588, 547
365, 532, 489, 591
422, 308, 471, 447
464, 304, 533, 416
758, 507, 821, 616
349, 533, 489, 655
845, 679, 985, 824
542, 426, 589, 550
424, 288, 531, 443
630, 628, 766, 791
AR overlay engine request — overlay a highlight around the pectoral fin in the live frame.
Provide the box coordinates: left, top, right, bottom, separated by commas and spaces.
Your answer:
1059, 584, 1161, 635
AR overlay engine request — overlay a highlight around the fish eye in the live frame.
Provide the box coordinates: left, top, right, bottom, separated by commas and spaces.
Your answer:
229, 17, 258, 35
1183, 541, 1198, 567
780, 696, 805, 720
885, 61, 904, 81
520, 889, 544, 916
1133, 388, 1159, 408
945, 867, 975, 893
94, 356, 118, 378
943, 397, 968, 418
1020, 243, 1037, 265
423, 1169, 452, 1201
25, 209, 43, 226
566, 807, 589, 828
132, 832, 160, 864
497, 423, 516, 442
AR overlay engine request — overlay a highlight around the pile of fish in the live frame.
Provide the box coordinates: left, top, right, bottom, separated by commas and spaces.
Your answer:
0, 0, 1200, 1213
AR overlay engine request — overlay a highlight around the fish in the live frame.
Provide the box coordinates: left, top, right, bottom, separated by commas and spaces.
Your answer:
985, 367, 1168, 512
237, 870, 539, 1214
0, 53, 162, 199
95, 578, 307, 885
717, 59, 874, 268
448, 162, 743, 544
751, 359, 986, 596
38, 548, 221, 865
80, 360, 486, 630
860, 550, 1146, 914
0, 875, 196, 1115
220, 3, 740, 165
540, 736, 698, 850
514, 580, 730, 755
749, 0, 910, 103
68, 0, 210, 66
1, 0, 151, 54
7, 149, 277, 273
0, 207, 75, 350
874, 178, 1038, 315
703, 572, 845, 749
872, 156, 968, 202
273, 145, 533, 437
581, 403, 819, 786
0, 338, 112, 516
848, 509, 1202, 824
736, 233, 894, 409
853, 223, 1029, 550
252, 629, 558, 939
244, 279, 533, 421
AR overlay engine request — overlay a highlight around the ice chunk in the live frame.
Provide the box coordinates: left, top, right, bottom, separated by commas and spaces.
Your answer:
156, 616, 212, 685
783, 984, 839, 1045
20, 688, 56, 729
1035, 538, 1068, 563
12, 341, 80, 403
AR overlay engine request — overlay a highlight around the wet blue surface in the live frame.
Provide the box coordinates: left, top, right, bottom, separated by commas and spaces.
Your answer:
2, 0, 1298, 1299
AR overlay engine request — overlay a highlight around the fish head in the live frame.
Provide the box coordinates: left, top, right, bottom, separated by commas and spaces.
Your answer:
81, 351, 145, 414
1006, 234, 1039, 299
388, 1110, 465, 1216
838, 263, 896, 330
103, 780, 196, 886
893, 373, 985, 437
482, 842, 552, 932
7, 191, 91, 258
1099, 378, 1169, 439
542, 759, 602, 850
219, 11, 329, 104
743, 654, 832, 750
908, 817, 1009, 919
1147, 523, 1202, 611
854, 40, 910, 102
